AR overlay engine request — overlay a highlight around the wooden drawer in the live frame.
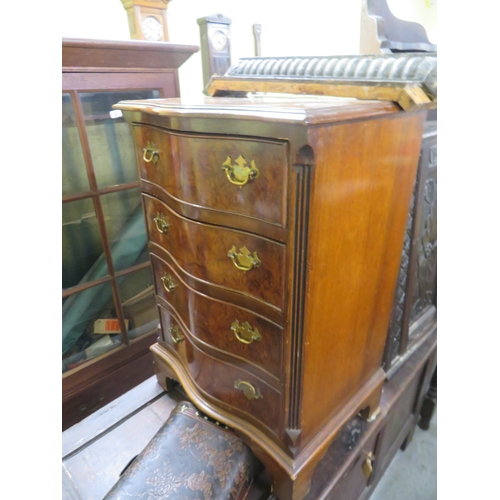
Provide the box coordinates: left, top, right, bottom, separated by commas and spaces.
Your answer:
158, 305, 283, 437
143, 193, 286, 311
151, 252, 283, 383
133, 124, 288, 228
325, 431, 379, 500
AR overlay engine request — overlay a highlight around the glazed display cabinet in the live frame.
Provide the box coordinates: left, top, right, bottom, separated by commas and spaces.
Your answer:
62, 38, 197, 430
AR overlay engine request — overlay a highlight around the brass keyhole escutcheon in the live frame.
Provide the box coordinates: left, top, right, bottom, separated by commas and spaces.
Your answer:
362, 452, 375, 479
143, 142, 159, 165
153, 213, 169, 234
168, 325, 184, 344
161, 274, 177, 293
231, 320, 262, 344
234, 379, 263, 400
221, 155, 259, 187
227, 245, 261, 272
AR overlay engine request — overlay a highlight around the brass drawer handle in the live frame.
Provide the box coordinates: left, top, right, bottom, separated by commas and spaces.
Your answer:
362, 452, 375, 479
227, 245, 261, 272
153, 213, 169, 234
222, 155, 259, 187
161, 274, 177, 293
143, 142, 159, 164
231, 320, 262, 344
234, 379, 263, 400
168, 325, 184, 344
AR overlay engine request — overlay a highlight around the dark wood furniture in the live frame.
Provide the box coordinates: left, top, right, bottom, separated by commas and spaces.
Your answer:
304, 327, 436, 500
62, 38, 198, 431
360, 0, 437, 54
115, 95, 426, 499
383, 119, 437, 375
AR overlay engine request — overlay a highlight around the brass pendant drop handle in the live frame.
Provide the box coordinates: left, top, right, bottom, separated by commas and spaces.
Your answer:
161, 274, 177, 293
168, 325, 184, 344
231, 320, 262, 344
362, 452, 375, 479
234, 379, 263, 400
153, 213, 169, 234
143, 142, 159, 164
222, 155, 259, 187
227, 245, 261, 272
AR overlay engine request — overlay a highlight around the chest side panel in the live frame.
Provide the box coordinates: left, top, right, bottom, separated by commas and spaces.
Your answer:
300, 112, 425, 440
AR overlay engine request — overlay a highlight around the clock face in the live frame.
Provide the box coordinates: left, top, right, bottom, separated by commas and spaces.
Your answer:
211, 30, 228, 51
142, 16, 164, 41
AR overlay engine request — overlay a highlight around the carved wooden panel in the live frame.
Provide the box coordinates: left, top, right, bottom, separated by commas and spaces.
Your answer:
383, 121, 437, 372
384, 189, 415, 368
410, 146, 437, 327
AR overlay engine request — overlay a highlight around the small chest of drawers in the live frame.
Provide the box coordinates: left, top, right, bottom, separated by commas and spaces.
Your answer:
116, 96, 426, 499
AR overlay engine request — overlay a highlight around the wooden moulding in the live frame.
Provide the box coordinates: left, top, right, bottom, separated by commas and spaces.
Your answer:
208, 78, 435, 112
207, 54, 437, 112
62, 38, 199, 71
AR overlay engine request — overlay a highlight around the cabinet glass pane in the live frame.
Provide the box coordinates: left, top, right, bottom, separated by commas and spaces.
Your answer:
62, 282, 122, 373
63, 198, 108, 289
119, 266, 158, 340
100, 188, 148, 273
62, 93, 90, 197
80, 90, 160, 189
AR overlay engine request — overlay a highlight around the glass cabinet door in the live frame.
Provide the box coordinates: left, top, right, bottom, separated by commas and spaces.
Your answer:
80, 91, 160, 188
62, 89, 160, 374
62, 93, 90, 197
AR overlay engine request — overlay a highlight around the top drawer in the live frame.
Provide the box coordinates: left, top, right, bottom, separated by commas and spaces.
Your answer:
133, 124, 288, 229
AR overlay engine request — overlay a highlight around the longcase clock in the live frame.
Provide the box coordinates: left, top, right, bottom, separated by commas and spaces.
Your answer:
120, 0, 171, 41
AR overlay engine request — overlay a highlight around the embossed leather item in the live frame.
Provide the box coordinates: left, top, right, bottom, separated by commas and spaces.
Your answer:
103, 401, 259, 500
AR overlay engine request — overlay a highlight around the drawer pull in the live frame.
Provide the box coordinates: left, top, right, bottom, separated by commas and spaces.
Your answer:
161, 274, 177, 293
234, 379, 263, 400
227, 245, 261, 272
222, 155, 259, 187
231, 320, 262, 344
143, 142, 159, 164
362, 452, 375, 479
168, 325, 184, 344
153, 213, 169, 234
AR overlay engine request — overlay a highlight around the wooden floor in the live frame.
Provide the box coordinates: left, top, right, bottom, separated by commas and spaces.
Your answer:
63, 377, 180, 500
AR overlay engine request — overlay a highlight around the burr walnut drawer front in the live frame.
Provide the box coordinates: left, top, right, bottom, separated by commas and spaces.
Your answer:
133, 124, 288, 228
144, 193, 286, 311
158, 305, 283, 437
151, 252, 283, 383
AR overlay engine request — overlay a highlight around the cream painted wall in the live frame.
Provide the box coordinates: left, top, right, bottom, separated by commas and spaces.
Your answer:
62, 1, 436, 98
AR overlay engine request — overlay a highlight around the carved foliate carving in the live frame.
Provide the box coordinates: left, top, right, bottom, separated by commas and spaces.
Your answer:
384, 189, 415, 368
410, 174, 437, 325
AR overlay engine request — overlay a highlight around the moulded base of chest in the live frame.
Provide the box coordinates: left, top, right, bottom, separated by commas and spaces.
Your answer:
150, 341, 386, 500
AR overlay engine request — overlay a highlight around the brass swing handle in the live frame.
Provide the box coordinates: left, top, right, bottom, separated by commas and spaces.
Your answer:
153, 213, 169, 234
234, 379, 263, 400
362, 451, 375, 479
161, 274, 177, 293
227, 245, 261, 272
222, 155, 259, 187
231, 320, 262, 345
143, 142, 159, 164
168, 325, 184, 344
